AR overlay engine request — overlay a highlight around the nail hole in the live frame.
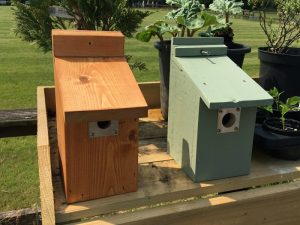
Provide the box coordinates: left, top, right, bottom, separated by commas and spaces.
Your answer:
89, 42, 92, 46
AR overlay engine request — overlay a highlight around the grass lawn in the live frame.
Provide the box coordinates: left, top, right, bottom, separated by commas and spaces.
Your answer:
0, 6, 296, 211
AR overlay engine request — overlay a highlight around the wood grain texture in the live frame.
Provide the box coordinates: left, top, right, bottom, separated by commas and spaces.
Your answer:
52, 122, 300, 223
54, 57, 148, 122
52, 31, 148, 204
138, 82, 160, 109
52, 30, 124, 57
44, 87, 56, 114
73, 180, 300, 225
38, 85, 300, 225
37, 87, 55, 225
65, 119, 139, 203
55, 75, 140, 203
37, 83, 159, 118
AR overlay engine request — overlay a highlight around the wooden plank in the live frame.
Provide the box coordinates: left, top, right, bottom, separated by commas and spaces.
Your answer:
54, 57, 148, 122
38, 82, 160, 116
54, 137, 300, 223
0, 208, 41, 225
37, 87, 56, 225
174, 56, 272, 109
38, 80, 285, 224
0, 108, 37, 138
72, 180, 300, 225
52, 30, 124, 57
137, 82, 160, 109
44, 87, 56, 114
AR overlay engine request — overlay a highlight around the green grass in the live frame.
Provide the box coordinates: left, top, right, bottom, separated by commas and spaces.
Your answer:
0, 6, 298, 211
0, 136, 39, 211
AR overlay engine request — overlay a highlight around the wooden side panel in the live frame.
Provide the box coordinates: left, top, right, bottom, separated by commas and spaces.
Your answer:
73, 181, 300, 225
138, 82, 160, 109
52, 30, 124, 57
54, 77, 68, 195
65, 119, 139, 203
44, 87, 56, 113
37, 87, 55, 225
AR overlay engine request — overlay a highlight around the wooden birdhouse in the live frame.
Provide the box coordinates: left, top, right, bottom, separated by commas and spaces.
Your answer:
52, 30, 148, 203
168, 37, 273, 182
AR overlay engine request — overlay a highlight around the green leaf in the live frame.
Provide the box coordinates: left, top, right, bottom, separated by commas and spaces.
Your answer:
136, 21, 180, 42
268, 87, 279, 98
135, 30, 153, 42
262, 105, 273, 113
280, 104, 290, 117
287, 96, 300, 107
200, 12, 219, 28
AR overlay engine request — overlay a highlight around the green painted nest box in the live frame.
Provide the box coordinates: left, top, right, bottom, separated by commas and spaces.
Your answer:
167, 37, 273, 182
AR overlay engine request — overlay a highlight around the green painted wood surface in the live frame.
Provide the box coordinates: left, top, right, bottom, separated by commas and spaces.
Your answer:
175, 45, 227, 57
168, 37, 273, 182
168, 58, 257, 182
173, 56, 273, 109
172, 37, 224, 46
171, 37, 273, 109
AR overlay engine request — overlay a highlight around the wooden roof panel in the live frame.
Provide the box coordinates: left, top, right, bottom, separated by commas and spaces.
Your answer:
54, 57, 148, 122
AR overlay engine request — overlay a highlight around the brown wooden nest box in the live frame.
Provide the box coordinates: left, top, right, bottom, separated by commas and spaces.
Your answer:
52, 30, 148, 203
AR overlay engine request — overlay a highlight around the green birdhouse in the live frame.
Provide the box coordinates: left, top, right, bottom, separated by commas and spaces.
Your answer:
167, 37, 273, 182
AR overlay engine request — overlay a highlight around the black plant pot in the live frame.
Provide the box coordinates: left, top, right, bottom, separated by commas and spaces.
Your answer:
263, 117, 300, 136
154, 40, 250, 119
154, 40, 171, 120
256, 108, 270, 124
254, 117, 300, 160
259, 47, 300, 102
227, 42, 251, 68
272, 109, 300, 122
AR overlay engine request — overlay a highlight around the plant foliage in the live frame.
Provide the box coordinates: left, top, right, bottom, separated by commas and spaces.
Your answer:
13, 0, 65, 52
248, 0, 300, 53
209, 0, 244, 23
263, 87, 300, 129
13, 0, 149, 52
136, 0, 220, 43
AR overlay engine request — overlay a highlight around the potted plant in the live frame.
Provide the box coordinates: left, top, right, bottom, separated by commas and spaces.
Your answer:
136, 0, 219, 119
248, 0, 300, 102
207, 0, 251, 67
255, 87, 300, 160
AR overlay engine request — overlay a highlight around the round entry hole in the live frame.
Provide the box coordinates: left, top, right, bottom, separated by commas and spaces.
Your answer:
222, 113, 236, 128
97, 121, 111, 129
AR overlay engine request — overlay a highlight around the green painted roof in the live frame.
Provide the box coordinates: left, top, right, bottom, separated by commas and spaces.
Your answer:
173, 56, 273, 109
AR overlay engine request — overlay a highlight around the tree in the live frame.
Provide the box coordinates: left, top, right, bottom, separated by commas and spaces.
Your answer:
209, 0, 244, 23
13, 0, 150, 52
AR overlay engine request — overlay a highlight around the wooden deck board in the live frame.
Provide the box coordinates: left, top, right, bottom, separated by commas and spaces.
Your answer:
38, 85, 300, 225
72, 180, 300, 225
47, 115, 300, 224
